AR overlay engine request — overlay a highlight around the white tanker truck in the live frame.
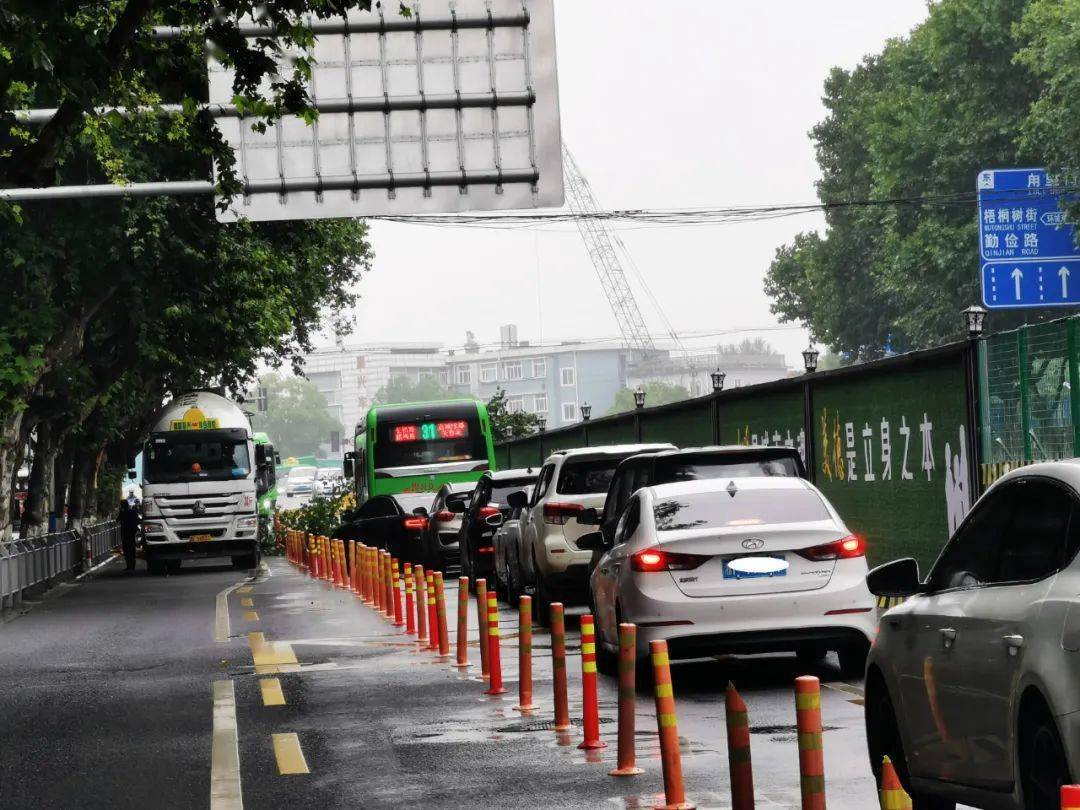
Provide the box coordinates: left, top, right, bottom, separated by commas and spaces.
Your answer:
140, 391, 262, 574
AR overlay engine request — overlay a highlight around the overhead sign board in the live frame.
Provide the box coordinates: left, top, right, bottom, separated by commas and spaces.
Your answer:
978, 168, 1080, 309
209, 0, 563, 223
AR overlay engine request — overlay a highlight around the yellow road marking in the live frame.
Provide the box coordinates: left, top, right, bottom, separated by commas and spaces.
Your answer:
240, 598, 253, 608
244, 611, 259, 622
260, 678, 286, 707
238, 586, 253, 594
210, 681, 243, 809
248, 631, 299, 675
272, 733, 309, 775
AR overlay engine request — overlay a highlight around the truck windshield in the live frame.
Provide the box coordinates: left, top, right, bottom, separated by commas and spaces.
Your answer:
144, 433, 251, 484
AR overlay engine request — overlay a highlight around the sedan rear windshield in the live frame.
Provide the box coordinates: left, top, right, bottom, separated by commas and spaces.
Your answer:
556, 458, 623, 495
653, 488, 830, 531
656, 454, 800, 481
490, 479, 536, 506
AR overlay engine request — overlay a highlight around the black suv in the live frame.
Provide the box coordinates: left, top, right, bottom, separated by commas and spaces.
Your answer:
457, 468, 538, 588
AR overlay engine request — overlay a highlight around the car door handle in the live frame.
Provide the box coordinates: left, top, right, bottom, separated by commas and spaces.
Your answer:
1003, 634, 1024, 655
939, 627, 956, 648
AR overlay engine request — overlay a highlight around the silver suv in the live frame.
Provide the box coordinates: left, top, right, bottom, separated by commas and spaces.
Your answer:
865, 461, 1080, 810
518, 444, 673, 620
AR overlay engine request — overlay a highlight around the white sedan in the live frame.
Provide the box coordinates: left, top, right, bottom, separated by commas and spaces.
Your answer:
587, 476, 877, 676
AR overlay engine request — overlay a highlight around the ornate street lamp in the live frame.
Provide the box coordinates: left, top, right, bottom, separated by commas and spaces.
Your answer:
962, 304, 987, 338
580, 403, 592, 421
634, 387, 646, 409
711, 368, 725, 392
802, 345, 820, 374
537, 415, 547, 433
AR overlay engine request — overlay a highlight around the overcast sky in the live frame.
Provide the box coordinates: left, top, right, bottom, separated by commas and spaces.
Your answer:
333, 1, 931, 367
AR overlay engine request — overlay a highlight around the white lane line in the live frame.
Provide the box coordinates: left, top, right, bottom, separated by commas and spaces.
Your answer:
215, 578, 251, 643
210, 680, 243, 810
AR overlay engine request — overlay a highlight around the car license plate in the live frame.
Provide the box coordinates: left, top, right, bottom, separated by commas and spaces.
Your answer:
722, 554, 787, 579
191, 534, 213, 543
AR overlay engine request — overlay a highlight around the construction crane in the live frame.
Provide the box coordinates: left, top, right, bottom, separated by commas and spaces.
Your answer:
562, 145, 656, 353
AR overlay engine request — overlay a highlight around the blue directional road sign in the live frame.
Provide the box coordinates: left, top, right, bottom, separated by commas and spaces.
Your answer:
982, 260, 1080, 309
978, 168, 1080, 309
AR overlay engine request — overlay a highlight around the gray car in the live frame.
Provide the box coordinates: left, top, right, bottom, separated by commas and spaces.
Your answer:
865, 460, 1080, 810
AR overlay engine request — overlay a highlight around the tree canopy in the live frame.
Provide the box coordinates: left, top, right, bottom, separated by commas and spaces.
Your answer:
607, 382, 691, 416
372, 375, 458, 407
251, 374, 344, 459
763, 0, 1077, 359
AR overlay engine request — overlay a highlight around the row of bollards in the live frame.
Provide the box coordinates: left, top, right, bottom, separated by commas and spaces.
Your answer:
288, 537, 983, 810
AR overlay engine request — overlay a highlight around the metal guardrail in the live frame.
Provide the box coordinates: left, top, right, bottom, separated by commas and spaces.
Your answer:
0, 521, 119, 610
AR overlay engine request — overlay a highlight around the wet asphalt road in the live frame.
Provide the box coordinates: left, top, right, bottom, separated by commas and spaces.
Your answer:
0, 554, 897, 809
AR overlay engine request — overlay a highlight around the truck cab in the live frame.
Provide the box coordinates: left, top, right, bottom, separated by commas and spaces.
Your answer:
140, 391, 261, 574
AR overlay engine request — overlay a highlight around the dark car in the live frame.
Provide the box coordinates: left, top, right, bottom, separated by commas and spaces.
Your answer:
578, 445, 809, 576
332, 493, 434, 563
418, 481, 475, 572
458, 468, 538, 589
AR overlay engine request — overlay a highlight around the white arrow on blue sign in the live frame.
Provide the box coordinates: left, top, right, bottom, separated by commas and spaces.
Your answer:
981, 260, 1080, 309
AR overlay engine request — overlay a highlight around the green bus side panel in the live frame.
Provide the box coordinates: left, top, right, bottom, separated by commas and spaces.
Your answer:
812, 357, 969, 571
372, 469, 487, 497
716, 387, 805, 450
641, 399, 714, 446
584, 414, 635, 446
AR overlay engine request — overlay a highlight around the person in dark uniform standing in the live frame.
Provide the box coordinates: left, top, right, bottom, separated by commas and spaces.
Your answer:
118, 498, 141, 572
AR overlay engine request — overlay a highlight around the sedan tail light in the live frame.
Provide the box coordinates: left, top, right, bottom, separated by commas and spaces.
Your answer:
477, 505, 500, 519
543, 502, 584, 525
434, 510, 455, 522
796, 534, 865, 562
403, 516, 428, 531
630, 548, 709, 573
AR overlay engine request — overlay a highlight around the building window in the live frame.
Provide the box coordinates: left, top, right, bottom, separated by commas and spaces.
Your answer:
479, 363, 498, 383
506, 395, 526, 414
504, 361, 524, 381
560, 366, 576, 387
532, 358, 547, 378
562, 402, 577, 422
455, 365, 471, 385
439, 370, 449, 386
533, 394, 548, 415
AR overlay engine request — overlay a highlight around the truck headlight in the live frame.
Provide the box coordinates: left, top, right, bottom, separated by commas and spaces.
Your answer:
237, 516, 258, 529
142, 521, 164, 534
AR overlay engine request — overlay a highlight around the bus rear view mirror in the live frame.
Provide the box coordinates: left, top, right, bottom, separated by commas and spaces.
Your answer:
343, 453, 355, 480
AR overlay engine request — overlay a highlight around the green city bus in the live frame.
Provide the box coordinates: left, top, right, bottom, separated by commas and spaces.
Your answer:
344, 400, 497, 502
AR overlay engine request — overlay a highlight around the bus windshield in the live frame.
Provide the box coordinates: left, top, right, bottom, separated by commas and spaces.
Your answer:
144, 431, 251, 484
374, 417, 487, 469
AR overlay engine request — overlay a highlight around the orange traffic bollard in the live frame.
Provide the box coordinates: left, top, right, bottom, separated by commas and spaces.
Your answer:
415, 564, 428, 643
307, 536, 316, 578
725, 682, 754, 808
516, 596, 536, 712
476, 579, 490, 679
879, 756, 911, 810
349, 541, 357, 592
426, 572, 439, 651
578, 614, 605, 750
484, 590, 506, 695
549, 602, 571, 731
610, 623, 643, 776
651, 639, 694, 810
454, 576, 470, 667
392, 559, 404, 627
795, 676, 825, 810
435, 571, 450, 659
404, 562, 416, 635
374, 551, 384, 612
384, 552, 394, 618
1063, 785, 1080, 810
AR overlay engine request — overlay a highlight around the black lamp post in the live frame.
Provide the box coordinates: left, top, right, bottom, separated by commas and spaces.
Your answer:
962, 304, 987, 338
537, 415, 547, 433
802, 345, 820, 374
634, 387, 646, 409
711, 368, 725, 392
580, 403, 592, 421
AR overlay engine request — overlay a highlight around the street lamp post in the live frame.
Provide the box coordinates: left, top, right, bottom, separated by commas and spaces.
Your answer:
633, 387, 645, 442
961, 305, 988, 496
710, 369, 724, 445
537, 415, 546, 460
580, 403, 592, 447
962, 304, 987, 338
802, 345, 820, 374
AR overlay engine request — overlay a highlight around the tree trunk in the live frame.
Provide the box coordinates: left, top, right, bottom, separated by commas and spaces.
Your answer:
0, 411, 26, 540
53, 439, 74, 531
20, 420, 56, 537
67, 446, 97, 531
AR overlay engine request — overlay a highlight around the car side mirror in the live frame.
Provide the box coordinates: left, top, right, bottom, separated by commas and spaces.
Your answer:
866, 558, 921, 598
506, 490, 528, 510
412, 506, 429, 517
576, 531, 605, 551
484, 512, 504, 527
576, 507, 600, 525
447, 498, 467, 514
